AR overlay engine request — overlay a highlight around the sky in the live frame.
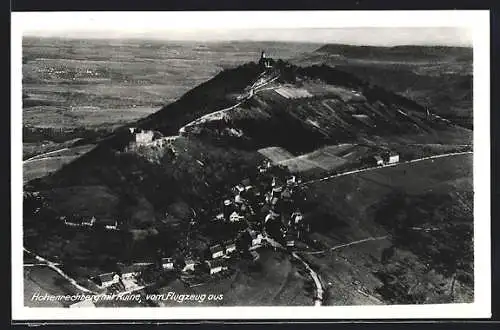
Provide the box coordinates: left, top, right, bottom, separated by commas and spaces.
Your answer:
16, 12, 473, 47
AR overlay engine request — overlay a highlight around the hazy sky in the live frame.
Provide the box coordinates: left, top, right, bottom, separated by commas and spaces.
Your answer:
17, 12, 473, 47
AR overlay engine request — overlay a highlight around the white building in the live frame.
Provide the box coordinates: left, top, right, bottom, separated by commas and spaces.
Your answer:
69, 299, 96, 308
97, 273, 121, 288
183, 259, 196, 272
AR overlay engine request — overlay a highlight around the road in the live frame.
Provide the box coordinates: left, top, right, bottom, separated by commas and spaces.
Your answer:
261, 235, 324, 306
302, 151, 473, 186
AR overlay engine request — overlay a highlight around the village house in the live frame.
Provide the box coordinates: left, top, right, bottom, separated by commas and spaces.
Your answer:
259, 51, 274, 69
258, 161, 272, 173
234, 194, 243, 204
229, 211, 244, 223
224, 240, 237, 254
281, 187, 293, 201
182, 258, 197, 272
119, 264, 144, 280
214, 213, 225, 222
286, 233, 295, 248
69, 299, 96, 308
250, 250, 260, 261
161, 257, 174, 270
205, 259, 228, 275
209, 244, 225, 259
61, 216, 81, 227
82, 216, 96, 227
95, 272, 121, 288
248, 230, 264, 247
271, 186, 283, 198
291, 210, 303, 224
102, 219, 119, 231
233, 184, 245, 195
374, 155, 384, 166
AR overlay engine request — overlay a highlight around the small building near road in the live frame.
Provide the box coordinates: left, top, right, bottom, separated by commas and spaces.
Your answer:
119, 264, 145, 280
96, 272, 121, 288
225, 241, 237, 254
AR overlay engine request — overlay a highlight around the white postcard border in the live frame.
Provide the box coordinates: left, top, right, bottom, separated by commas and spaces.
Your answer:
11, 10, 491, 320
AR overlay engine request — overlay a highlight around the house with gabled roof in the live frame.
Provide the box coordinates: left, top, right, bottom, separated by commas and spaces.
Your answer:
388, 152, 400, 164
95, 272, 120, 288
248, 229, 263, 247
119, 264, 146, 280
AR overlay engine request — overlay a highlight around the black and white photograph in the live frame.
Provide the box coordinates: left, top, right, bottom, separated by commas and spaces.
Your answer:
11, 10, 491, 320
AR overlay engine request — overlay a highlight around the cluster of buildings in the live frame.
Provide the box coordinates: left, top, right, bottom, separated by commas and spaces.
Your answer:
212, 177, 260, 225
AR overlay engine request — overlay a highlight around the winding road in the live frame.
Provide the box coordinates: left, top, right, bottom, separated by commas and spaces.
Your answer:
261, 235, 324, 306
